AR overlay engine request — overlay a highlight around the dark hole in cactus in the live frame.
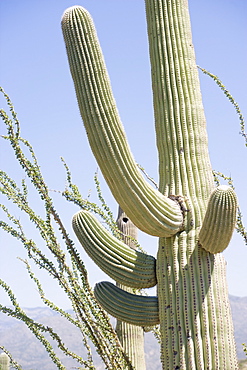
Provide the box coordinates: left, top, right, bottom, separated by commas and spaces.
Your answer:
122, 217, 129, 223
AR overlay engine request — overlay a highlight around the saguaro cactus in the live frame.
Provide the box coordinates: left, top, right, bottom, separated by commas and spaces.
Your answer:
62, 1, 238, 369
0, 353, 10, 370
115, 207, 146, 370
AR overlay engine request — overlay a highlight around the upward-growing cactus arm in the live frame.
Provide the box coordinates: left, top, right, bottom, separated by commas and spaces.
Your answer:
61, 6, 183, 237
72, 210, 157, 288
94, 281, 160, 327
199, 185, 238, 253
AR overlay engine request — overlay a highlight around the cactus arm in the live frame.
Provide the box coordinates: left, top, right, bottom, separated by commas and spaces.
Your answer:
199, 185, 238, 253
72, 210, 157, 288
94, 282, 159, 327
61, 6, 183, 238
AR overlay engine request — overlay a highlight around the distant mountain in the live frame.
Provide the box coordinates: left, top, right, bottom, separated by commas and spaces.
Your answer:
0, 296, 246, 369
229, 296, 247, 360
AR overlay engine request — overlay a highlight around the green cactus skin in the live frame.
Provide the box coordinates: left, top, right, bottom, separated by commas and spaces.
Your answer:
116, 207, 138, 250
62, 1, 238, 369
94, 282, 159, 327
0, 353, 10, 370
61, 5, 183, 238
72, 210, 157, 288
199, 185, 238, 253
115, 207, 146, 370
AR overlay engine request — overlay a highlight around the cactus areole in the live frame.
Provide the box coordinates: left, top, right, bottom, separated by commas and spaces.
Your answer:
62, 1, 238, 369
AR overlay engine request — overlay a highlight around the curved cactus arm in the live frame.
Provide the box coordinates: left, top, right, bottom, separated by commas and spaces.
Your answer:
61, 6, 183, 238
198, 185, 238, 253
72, 210, 157, 288
94, 281, 160, 327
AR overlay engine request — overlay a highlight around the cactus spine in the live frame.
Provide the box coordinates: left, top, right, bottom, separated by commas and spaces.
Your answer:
62, 1, 238, 369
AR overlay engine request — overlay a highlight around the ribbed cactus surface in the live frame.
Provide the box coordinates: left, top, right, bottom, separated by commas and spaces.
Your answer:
72, 210, 157, 288
61, 5, 183, 238
62, 1, 238, 369
115, 207, 146, 370
0, 353, 10, 370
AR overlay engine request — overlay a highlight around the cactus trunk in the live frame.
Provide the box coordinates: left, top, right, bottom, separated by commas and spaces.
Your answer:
157, 235, 237, 368
145, 1, 238, 368
0, 353, 10, 370
115, 207, 146, 370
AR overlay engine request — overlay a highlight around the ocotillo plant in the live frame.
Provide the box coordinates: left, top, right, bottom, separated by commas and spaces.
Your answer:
0, 89, 134, 370
62, 1, 238, 369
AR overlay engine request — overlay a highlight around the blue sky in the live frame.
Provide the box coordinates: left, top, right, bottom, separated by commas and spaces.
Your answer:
0, 0, 247, 309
